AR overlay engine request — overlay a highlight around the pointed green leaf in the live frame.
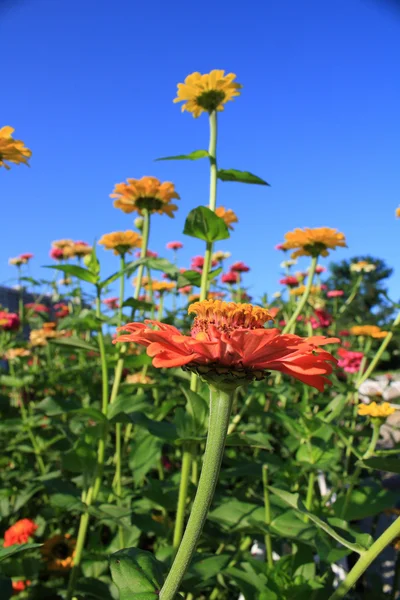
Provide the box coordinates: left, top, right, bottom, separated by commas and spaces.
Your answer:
110, 547, 163, 600
183, 206, 230, 242
49, 336, 97, 351
359, 457, 400, 474
0, 543, 42, 562
43, 264, 99, 284
155, 149, 209, 161
122, 298, 154, 311
218, 169, 270, 186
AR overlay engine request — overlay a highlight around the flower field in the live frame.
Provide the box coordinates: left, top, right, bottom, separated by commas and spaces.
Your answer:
2, 70, 400, 600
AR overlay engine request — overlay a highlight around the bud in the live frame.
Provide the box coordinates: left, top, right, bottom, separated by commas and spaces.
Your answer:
135, 217, 144, 231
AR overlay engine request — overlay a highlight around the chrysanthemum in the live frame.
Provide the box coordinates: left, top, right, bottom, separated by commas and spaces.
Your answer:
215, 207, 239, 230
0, 126, 31, 169
103, 297, 120, 310
111, 176, 180, 217
282, 227, 346, 259
174, 70, 242, 118
114, 300, 338, 391
350, 325, 388, 338
41, 534, 76, 571
3, 519, 37, 547
98, 230, 142, 255
358, 402, 395, 418
350, 261, 376, 273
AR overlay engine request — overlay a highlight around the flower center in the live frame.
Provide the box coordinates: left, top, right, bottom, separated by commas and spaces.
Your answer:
303, 242, 327, 256
52, 542, 70, 560
135, 197, 164, 211
196, 90, 226, 112
188, 300, 273, 337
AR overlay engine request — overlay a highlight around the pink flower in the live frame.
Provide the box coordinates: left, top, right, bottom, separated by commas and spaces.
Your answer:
54, 303, 70, 318
230, 261, 250, 273
135, 250, 158, 258
191, 256, 218, 271
0, 311, 20, 331
279, 276, 299, 287
315, 265, 327, 274
337, 348, 364, 373
320, 284, 328, 291
166, 241, 183, 250
339, 330, 350, 337
310, 309, 332, 330
20, 253, 34, 261
50, 247, 65, 260
179, 286, 192, 295
103, 297, 120, 310
327, 290, 344, 298
275, 243, 285, 251
25, 303, 49, 313
221, 271, 239, 284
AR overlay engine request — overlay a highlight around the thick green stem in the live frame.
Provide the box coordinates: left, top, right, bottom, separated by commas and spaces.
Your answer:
282, 256, 318, 334
327, 516, 400, 599
160, 388, 233, 600
262, 465, 273, 568
172, 446, 193, 549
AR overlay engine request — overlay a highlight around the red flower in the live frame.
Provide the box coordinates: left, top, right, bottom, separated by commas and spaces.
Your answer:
275, 243, 285, 251
0, 311, 20, 331
103, 297, 120, 310
327, 290, 344, 298
230, 261, 250, 273
179, 286, 192, 295
337, 348, 364, 373
19, 253, 34, 261
114, 300, 338, 391
135, 250, 158, 258
339, 330, 350, 337
310, 309, 332, 330
50, 247, 65, 260
25, 303, 49, 313
54, 303, 69, 318
191, 256, 218, 271
279, 276, 299, 287
315, 265, 326, 274
12, 580, 31, 593
166, 241, 183, 250
221, 271, 239, 284
3, 519, 37, 547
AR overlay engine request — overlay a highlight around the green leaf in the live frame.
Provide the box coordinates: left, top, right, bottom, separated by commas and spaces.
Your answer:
333, 486, 400, 521
225, 431, 273, 450
43, 264, 99, 284
129, 429, 163, 485
217, 168, 270, 186
128, 412, 177, 441
107, 393, 149, 422
48, 336, 97, 351
75, 578, 115, 600
181, 388, 209, 436
183, 206, 230, 242
84, 244, 101, 276
110, 547, 164, 600
0, 543, 42, 562
269, 487, 368, 554
177, 268, 222, 289
155, 149, 209, 161
359, 457, 400, 474
184, 554, 231, 587
50, 493, 86, 512
123, 298, 154, 312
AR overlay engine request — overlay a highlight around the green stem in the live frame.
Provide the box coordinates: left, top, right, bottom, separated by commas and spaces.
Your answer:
208, 111, 218, 212
133, 208, 151, 302
19, 399, 46, 476
172, 445, 193, 549
391, 549, 400, 600
157, 293, 164, 321
339, 275, 362, 315
327, 515, 400, 599
160, 387, 234, 600
282, 256, 318, 334
227, 394, 254, 435
305, 471, 316, 515
262, 465, 273, 568
357, 310, 400, 386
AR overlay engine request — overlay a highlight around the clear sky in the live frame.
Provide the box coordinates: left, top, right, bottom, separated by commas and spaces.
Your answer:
2, 0, 400, 303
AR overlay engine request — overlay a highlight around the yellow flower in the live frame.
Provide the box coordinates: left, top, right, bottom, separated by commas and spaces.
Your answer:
350, 261, 376, 273
111, 176, 179, 217
358, 401, 395, 418
9, 257, 25, 267
4, 348, 30, 360
396, 206, 400, 218
30, 324, 65, 347
289, 285, 322, 297
174, 70, 242, 118
0, 126, 31, 169
212, 250, 231, 262
350, 325, 388, 338
41, 534, 76, 571
215, 207, 238, 230
125, 373, 155, 385
52, 239, 74, 249
282, 227, 346, 259
149, 281, 176, 293
98, 231, 142, 255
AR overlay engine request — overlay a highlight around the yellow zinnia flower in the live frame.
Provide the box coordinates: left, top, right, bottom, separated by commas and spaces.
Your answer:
4, 348, 30, 360
111, 176, 179, 217
41, 534, 76, 571
350, 261, 376, 273
0, 126, 31, 169
396, 206, 400, 218
282, 227, 346, 259
215, 206, 238, 231
358, 401, 395, 418
125, 373, 155, 385
350, 325, 388, 338
173, 70, 242, 118
98, 231, 142, 255
149, 281, 176, 293
290, 285, 322, 297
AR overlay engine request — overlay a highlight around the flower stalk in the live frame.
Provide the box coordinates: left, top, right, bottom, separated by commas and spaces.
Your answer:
282, 255, 318, 334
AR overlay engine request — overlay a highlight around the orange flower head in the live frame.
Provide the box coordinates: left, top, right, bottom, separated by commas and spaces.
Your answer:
174, 70, 242, 118
396, 206, 400, 218
42, 533, 76, 571
215, 207, 238, 231
282, 227, 346, 259
125, 372, 155, 385
114, 299, 338, 391
4, 348, 30, 360
98, 230, 143, 255
150, 281, 176, 293
111, 176, 180, 218
358, 401, 395, 418
350, 325, 388, 338
3, 519, 37, 547
289, 285, 322, 297
0, 126, 31, 169
72, 241, 92, 257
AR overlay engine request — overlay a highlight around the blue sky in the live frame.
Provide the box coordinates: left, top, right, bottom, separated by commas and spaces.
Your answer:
2, 0, 400, 304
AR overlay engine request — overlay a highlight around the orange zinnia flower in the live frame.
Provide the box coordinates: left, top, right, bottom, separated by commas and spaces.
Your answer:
114, 300, 338, 391
3, 519, 37, 547
174, 70, 242, 118
98, 230, 142, 255
282, 227, 346, 259
215, 207, 238, 230
41, 534, 76, 571
350, 325, 388, 338
0, 126, 31, 169
111, 176, 180, 217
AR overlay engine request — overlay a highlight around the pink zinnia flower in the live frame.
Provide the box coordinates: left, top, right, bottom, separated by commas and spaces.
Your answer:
0, 311, 20, 331
103, 297, 120, 310
310, 309, 332, 330
221, 271, 239, 284
135, 250, 158, 258
166, 241, 183, 250
230, 261, 250, 273
315, 265, 326, 275
275, 243, 285, 251
50, 247, 65, 261
25, 303, 49, 313
337, 348, 364, 373
20, 253, 34, 261
327, 290, 344, 298
191, 256, 218, 271
279, 276, 299, 287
